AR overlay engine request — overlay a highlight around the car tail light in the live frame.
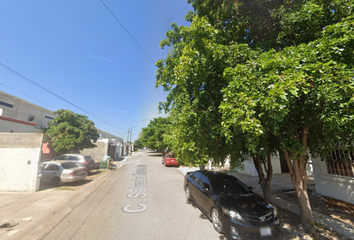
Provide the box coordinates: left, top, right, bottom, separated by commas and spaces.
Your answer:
84, 161, 89, 164
70, 171, 77, 175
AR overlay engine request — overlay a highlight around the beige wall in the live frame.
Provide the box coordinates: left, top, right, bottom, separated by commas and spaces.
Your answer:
0, 91, 56, 129
80, 139, 109, 162
0, 133, 43, 192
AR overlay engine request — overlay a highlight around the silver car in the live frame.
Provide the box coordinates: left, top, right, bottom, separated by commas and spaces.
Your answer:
53, 153, 96, 172
39, 161, 87, 187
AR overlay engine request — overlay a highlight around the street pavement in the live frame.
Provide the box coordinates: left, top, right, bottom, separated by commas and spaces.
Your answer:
0, 151, 353, 239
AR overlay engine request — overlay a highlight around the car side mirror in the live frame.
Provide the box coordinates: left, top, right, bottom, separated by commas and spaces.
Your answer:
248, 186, 253, 191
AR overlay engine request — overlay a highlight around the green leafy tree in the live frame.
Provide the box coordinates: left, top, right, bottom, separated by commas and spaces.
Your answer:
140, 117, 171, 153
157, 0, 354, 233
44, 109, 100, 154
221, 15, 354, 231
134, 132, 144, 149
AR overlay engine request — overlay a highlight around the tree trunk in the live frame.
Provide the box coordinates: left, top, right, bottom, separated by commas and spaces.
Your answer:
253, 154, 273, 203
282, 127, 314, 233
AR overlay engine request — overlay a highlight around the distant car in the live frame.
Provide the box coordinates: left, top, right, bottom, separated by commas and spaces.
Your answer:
184, 170, 281, 239
162, 154, 179, 167
39, 161, 87, 187
53, 154, 96, 172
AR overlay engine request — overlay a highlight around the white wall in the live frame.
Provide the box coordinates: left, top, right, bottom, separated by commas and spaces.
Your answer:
237, 155, 282, 177
0, 133, 43, 192
312, 157, 354, 204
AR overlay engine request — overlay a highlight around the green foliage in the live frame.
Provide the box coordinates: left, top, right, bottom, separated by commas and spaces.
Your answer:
157, 0, 354, 167
156, 0, 354, 230
221, 15, 354, 159
44, 109, 99, 154
134, 137, 143, 149
140, 117, 171, 152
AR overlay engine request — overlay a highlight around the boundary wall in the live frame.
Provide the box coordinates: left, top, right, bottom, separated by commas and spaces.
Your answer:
0, 132, 43, 191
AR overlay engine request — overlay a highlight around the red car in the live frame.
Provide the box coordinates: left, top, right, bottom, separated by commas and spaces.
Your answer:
162, 154, 179, 167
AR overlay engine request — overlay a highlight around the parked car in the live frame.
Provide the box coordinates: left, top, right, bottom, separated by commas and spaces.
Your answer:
39, 161, 87, 187
162, 154, 179, 167
53, 153, 96, 172
184, 170, 281, 239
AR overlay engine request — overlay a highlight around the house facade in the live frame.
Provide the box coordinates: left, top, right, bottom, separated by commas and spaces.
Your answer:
0, 91, 124, 191
312, 152, 354, 205
80, 129, 124, 162
0, 90, 57, 133
235, 152, 353, 205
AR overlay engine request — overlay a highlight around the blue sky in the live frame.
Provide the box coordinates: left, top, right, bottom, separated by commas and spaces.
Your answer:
0, 0, 193, 142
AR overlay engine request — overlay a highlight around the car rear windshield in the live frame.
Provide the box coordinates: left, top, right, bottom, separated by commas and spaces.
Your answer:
61, 162, 78, 169
84, 156, 94, 162
210, 176, 252, 194
167, 155, 174, 158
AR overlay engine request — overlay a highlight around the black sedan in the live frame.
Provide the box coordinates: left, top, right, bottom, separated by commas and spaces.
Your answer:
184, 170, 281, 239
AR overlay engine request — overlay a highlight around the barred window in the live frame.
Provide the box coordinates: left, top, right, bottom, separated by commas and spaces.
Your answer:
326, 150, 354, 177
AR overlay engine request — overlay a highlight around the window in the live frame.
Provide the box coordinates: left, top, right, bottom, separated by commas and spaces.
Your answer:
28, 115, 35, 121
192, 171, 202, 180
326, 150, 354, 177
68, 156, 79, 160
0, 101, 13, 108
61, 162, 77, 169
45, 115, 54, 120
46, 164, 59, 171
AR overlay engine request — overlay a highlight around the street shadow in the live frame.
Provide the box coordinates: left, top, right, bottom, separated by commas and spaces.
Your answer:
64, 179, 93, 186
164, 165, 180, 168
113, 157, 125, 162
87, 171, 100, 176
186, 200, 210, 220
38, 179, 93, 190
186, 199, 232, 240
148, 153, 163, 157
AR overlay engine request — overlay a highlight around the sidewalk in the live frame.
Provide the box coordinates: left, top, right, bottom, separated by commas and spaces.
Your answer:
0, 156, 129, 240
179, 166, 354, 239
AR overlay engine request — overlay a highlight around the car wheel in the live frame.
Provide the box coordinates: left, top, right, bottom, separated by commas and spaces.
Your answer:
51, 177, 61, 187
185, 186, 191, 201
211, 208, 223, 233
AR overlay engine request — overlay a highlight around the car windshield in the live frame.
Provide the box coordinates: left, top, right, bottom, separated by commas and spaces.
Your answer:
55, 155, 68, 160
210, 176, 252, 195
61, 162, 78, 169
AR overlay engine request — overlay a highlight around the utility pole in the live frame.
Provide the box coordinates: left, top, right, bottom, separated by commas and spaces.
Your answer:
130, 125, 139, 152
127, 129, 130, 155
130, 127, 133, 143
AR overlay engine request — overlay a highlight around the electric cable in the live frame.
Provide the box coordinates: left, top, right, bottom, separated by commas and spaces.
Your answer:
99, 0, 155, 64
0, 81, 57, 110
0, 62, 124, 131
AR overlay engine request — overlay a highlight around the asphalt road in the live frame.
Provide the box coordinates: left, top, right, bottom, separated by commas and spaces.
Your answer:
41, 150, 224, 240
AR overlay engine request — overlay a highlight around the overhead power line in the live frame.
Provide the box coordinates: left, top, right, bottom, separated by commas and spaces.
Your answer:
0, 81, 57, 110
0, 62, 123, 131
99, 0, 155, 64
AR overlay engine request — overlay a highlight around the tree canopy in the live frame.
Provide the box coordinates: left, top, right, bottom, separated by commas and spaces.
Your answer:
156, 0, 354, 232
44, 109, 100, 154
140, 117, 171, 152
